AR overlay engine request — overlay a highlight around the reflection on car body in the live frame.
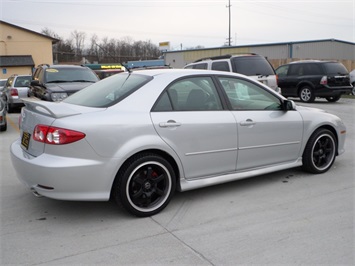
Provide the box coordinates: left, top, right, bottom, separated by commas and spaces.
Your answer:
11, 69, 346, 217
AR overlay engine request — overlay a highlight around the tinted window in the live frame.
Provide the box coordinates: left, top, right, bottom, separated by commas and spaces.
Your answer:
275, 65, 289, 77
64, 73, 152, 107
231, 56, 275, 76
323, 62, 348, 75
218, 77, 282, 110
212, 61, 230, 72
188, 63, 208, 69
305, 63, 322, 75
153, 76, 222, 111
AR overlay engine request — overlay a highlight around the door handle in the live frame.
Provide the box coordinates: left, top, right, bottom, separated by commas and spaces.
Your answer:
159, 120, 181, 128
240, 119, 256, 126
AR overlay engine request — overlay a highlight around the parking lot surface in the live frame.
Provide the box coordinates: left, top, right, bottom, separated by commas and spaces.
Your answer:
1, 98, 354, 265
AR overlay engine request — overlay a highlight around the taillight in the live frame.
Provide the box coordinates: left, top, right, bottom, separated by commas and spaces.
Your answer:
275, 74, 278, 85
33, 125, 85, 145
10, 88, 18, 96
320, 76, 328, 85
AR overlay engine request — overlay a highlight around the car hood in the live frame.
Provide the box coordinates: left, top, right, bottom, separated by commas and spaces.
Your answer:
45, 82, 93, 93
295, 105, 327, 113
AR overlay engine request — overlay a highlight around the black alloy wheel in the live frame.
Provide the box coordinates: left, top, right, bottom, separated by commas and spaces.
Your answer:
302, 128, 337, 174
113, 153, 176, 217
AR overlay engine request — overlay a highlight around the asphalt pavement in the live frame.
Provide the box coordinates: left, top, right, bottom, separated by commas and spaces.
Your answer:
1, 98, 354, 265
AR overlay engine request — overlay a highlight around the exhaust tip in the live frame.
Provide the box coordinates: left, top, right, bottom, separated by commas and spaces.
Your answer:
31, 188, 43, 198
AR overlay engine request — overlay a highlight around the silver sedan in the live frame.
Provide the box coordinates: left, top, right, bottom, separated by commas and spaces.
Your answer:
10, 69, 347, 217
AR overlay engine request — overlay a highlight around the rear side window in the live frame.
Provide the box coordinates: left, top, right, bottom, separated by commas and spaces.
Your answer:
64, 73, 152, 107
231, 56, 275, 76
153, 76, 223, 111
185, 63, 208, 69
323, 63, 348, 75
212, 61, 230, 72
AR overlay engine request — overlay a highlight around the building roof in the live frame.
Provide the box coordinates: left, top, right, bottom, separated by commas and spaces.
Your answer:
165, 39, 355, 54
0, 55, 35, 67
0, 20, 59, 44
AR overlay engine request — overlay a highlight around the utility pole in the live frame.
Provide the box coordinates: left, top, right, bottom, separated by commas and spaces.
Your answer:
226, 0, 232, 46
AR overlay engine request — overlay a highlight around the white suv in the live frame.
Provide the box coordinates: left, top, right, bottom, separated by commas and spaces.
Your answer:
184, 54, 281, 93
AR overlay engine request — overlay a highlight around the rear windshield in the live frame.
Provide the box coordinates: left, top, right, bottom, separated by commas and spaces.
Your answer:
323, 62, 348, 75
231, 56, 275, 76
14, 76, 31, 87
64, 73, 152, 107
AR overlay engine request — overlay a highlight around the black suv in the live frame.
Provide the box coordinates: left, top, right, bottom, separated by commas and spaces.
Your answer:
29, 64, 99, 101
275, 60, 352, 103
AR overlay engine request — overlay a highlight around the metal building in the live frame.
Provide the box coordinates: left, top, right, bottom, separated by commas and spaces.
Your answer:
164, 39, 355, 71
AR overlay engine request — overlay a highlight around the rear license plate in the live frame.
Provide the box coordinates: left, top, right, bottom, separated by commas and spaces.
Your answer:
21, 131, 31, 150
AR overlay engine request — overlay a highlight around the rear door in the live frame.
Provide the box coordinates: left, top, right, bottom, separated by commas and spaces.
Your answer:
151, 75, 238, 180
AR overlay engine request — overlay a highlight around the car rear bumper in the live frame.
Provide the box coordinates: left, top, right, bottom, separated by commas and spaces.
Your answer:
10, 139, 117, 201
314, 85, 353, 97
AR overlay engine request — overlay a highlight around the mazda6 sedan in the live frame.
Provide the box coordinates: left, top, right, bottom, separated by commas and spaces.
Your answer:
11, 69, 347, 217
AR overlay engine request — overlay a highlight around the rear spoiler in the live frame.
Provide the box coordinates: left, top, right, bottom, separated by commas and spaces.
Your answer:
21, 97, 81, 119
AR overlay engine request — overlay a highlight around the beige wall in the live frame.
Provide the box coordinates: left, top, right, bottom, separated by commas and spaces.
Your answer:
0, 22, 54, 79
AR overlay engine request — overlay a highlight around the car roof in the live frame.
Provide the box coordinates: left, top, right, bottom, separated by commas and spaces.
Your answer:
129, 68, 256, 80
288, 60, 338, 64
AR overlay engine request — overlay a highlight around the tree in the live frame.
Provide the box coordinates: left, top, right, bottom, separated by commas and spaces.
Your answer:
71, 30, 86, 60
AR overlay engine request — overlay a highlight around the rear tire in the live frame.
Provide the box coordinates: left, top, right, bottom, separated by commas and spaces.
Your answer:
112, 153, 176, 217
299, 86, 315, 103
326, 95, 341, 102
302, 128, 336, 174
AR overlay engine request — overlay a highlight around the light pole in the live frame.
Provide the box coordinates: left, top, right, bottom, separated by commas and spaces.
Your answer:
227, 0, 232, 46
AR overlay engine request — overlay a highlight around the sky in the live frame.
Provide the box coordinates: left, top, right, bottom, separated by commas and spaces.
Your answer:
1, 0, 354, 50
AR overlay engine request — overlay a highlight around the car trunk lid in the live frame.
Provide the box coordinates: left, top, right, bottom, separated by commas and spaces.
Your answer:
19, 98, 95, 157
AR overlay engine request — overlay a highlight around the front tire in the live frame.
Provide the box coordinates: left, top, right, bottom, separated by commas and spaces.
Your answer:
299, 86, 315, 103
113, 153, 176, 217
302, 128, 337, 174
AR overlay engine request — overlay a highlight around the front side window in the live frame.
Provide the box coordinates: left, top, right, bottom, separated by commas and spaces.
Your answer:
153, 76, 223, 111
218, 77, 282, 110
64, 73, 152, 107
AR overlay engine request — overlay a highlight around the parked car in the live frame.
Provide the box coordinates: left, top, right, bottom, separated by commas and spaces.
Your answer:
349, 69, 355, 95
0, 96, 7, 131
2, 74, 32, 112
11, 69, 346, 217
28, 64, 99, 102
184, 54, 281, 93
275, 60, 352, 102
0, 78, 7, 90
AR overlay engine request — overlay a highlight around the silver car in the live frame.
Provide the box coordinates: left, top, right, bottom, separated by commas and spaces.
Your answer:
11, 69, 347, 217
2, 74, 32, 112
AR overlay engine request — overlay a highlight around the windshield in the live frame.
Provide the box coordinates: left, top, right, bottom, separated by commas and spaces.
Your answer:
231, 56, 275, 76
45, 67, 99, 83
63, 73, 152, 107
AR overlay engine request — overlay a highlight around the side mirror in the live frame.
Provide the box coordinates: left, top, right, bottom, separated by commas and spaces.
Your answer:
283, 99, 296, 111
